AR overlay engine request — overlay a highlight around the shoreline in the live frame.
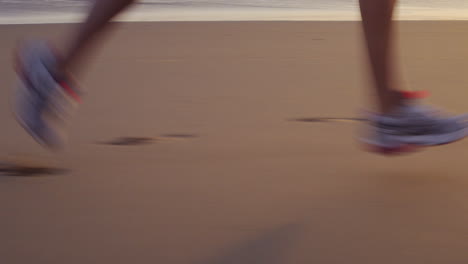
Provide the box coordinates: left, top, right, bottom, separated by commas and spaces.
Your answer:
2, 6, 468, 25
4, 19, 468, 26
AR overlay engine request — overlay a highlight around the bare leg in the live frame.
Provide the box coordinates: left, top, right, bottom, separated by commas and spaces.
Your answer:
61, 0, 137, 72
359, 0, 403, 113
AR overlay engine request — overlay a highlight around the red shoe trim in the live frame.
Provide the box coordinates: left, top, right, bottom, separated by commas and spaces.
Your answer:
400, 90, 429, 99
60, 81, 81, 103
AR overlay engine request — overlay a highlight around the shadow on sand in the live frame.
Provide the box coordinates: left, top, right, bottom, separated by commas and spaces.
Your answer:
290, 117, 366, 123
200, 223, 303, 264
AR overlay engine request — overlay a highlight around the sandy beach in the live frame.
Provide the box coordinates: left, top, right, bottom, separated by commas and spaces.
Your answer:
1, 21, 468, 263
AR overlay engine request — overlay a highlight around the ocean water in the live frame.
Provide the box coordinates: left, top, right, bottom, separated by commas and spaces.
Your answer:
1, 0, 468, 24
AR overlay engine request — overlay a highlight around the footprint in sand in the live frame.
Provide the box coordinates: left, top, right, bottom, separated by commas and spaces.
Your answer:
0, 156, 66, 177
98, 134, 198, 146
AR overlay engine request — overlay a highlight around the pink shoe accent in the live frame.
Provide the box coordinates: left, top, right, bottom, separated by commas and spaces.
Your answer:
60, 81, 81, 103
400, 90, 429, 99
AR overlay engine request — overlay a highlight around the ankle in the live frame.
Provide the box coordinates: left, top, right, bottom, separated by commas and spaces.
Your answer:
380, 90, 404, 114
379, 90, 430, 114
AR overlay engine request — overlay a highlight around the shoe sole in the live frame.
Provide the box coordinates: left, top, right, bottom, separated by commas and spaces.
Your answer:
362, 127, 468, 156
11, 78, 60, 149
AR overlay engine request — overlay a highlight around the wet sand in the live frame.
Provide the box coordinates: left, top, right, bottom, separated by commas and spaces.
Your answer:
1, 21, 468, 263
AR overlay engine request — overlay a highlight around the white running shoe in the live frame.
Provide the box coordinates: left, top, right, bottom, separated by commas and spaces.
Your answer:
13, 41, 80, 149
360, 92, 468, 155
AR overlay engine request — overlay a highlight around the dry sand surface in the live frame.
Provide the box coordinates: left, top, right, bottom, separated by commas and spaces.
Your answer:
1, 21, 468, 263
